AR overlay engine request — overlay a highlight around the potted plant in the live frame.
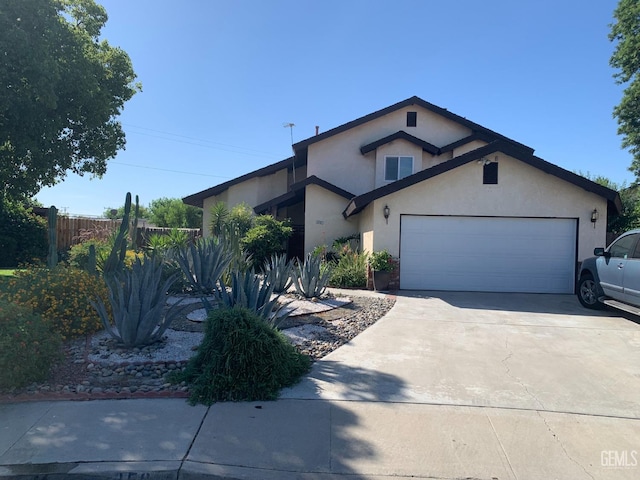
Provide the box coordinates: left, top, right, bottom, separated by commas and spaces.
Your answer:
369, 249, 393, 291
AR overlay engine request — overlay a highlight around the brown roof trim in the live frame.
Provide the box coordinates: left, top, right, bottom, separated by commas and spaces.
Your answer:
360, 131, 440, 155
182, 157, 295, 208
293, 96, 534, 155
439, 131, 497, 153
343, 141, 621, 218
254, 175, 354, 214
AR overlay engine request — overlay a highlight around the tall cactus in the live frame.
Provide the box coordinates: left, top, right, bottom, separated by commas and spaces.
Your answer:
47, 206, 58, 268
131, 194, 140, 252
87, 243, 97, 275
102, 192, 131, 276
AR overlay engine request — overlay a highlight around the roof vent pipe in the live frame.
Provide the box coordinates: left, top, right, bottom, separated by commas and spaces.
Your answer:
315, 126, 319, 136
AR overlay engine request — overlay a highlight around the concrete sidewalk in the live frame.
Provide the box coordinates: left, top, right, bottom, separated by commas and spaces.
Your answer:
1, 398, 639, 479
1, 291, 640, 479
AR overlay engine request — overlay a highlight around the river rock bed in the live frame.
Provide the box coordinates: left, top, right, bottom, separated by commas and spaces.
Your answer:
0, 295, 395, 400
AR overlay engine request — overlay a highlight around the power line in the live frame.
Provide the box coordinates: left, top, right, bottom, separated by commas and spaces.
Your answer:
123, 123, 282, 159
110, 161, 233, 179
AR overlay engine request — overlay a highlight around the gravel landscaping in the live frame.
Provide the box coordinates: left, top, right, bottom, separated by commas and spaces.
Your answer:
0, 294, 395, 402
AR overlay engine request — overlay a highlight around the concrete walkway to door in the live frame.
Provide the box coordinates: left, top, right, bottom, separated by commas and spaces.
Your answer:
280, 290, 640, 478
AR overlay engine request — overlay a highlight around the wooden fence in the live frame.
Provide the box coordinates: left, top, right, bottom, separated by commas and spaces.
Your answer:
55, 216, 201, 252
56, 217, 120, 251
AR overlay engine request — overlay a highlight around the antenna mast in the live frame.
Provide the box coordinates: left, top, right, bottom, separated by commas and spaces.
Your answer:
283, 122, 296, 183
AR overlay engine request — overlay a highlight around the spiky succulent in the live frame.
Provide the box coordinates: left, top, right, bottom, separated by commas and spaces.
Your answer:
91, 257, 182, 347
175, 237, 233, 294
215, 269, 289, 326
264, 253, 293, 293
292, 253, 332, 298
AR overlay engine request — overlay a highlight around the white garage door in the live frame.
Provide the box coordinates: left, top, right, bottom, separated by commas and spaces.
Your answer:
400, 216, 577, 293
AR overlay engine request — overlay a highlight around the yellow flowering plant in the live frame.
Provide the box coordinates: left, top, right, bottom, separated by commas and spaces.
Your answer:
3, 265, 111, 340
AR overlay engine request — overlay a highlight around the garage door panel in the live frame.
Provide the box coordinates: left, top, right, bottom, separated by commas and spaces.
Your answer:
400, 216, 576, 293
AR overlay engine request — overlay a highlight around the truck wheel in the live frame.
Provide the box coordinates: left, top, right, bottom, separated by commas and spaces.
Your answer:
577, 274, 603, 309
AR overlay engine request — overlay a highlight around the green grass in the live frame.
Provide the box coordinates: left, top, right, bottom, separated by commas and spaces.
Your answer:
0, 270, 17, 295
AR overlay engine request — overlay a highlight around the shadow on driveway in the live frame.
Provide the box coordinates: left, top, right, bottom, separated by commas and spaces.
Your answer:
396, 290, 625, 317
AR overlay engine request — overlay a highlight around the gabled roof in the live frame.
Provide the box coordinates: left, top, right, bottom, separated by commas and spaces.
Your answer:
343, 141, 622, 218
293, 96, 534, 164
360, 131, 440, 155
439, 131, 497, 153
253, 175, 354, 214
182, 157, 296, 208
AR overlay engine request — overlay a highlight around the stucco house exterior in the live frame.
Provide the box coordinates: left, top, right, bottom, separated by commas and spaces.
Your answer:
183, 96, 621, 294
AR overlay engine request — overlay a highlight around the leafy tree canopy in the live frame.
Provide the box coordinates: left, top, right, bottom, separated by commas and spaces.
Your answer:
148, 197, 202, 228
580, 171, 640, 234
0, 0, 140, 200
103, 204, 148, 220
610, 0, 640, 176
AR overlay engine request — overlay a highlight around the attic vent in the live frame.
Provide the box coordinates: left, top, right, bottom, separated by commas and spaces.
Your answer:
483, 162, 498, 184
406, 111, 417, 127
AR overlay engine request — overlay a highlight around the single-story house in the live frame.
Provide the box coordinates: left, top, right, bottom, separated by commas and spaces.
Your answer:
183, 96, 621, 294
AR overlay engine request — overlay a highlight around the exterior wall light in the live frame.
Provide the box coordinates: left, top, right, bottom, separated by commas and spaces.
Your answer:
591, 208, 599, 228
383, 204, 390, 224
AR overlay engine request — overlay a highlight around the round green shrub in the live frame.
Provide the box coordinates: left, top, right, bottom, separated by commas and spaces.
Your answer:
67, 239, 110, 271
0, 199, 47, 268
0, 300, 62, 390
173, 307, 310, 405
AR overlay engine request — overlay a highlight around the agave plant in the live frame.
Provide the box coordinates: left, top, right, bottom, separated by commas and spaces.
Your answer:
264, 253, 293, 293
215, 269, 289, 326
292, 253, 332, 298
91, 257, 183, 347
175, 237, 233, 295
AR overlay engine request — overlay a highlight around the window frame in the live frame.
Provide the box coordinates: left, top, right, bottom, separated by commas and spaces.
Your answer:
384, 155, 414, 182
610, 233, 640, 259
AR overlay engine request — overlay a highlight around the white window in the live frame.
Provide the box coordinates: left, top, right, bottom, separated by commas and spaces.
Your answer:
385, 156, 413, 181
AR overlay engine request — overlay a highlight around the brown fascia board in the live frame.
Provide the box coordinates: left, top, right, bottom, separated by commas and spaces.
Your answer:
293, 96, 534, 157
253, 190, 300, 214
182, 157, 295, 208
253, 175, 355, 214
342, 141, 621, 218
439, 131, 497, 153
525, 155, 622, 213
360, 131, 440, 155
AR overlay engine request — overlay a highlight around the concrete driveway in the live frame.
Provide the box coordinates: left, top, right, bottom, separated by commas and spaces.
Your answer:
284, 291, 640, 417
278, 291, 640, 479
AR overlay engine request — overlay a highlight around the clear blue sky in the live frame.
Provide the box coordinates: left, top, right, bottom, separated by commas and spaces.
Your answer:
35, 0, 632, 217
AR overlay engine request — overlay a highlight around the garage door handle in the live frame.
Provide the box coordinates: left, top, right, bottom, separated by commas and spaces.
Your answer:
618, 263, 625, 269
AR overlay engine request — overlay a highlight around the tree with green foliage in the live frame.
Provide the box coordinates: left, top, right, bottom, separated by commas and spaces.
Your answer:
581, 172, 640, 234
209, 201, 254, 238
0, 198, 47, 268
610, 0, 640, 176
241, 215, 293, 270
103, 204, 149, 220
0, 0, 140, 200
148, 197, 202, 228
